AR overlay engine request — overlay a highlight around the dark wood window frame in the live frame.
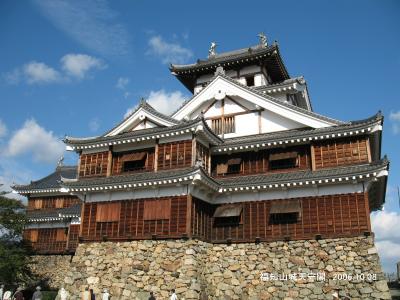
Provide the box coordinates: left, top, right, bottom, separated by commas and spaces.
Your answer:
211, 116, 235, 135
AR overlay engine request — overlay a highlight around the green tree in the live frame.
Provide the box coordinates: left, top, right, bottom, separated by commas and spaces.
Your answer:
0, 184, 32, 285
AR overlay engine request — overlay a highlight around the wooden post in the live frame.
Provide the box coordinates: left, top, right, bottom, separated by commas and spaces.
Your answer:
186, 194, 193, 238
154, 140, 159, 171
221, 99, 225, 138
366, 138, 372, 163
77, 154, 82, 178
310, 144, 316, 171
79, 195, 85, 237
364, 192, 371, 232
191, 135, 197, 166
66, 225, 71, 251
106, 148, 113, 177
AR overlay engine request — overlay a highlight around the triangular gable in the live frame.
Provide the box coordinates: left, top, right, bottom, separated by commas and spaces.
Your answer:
105, 101, 180, 137
172, 75, 344, 129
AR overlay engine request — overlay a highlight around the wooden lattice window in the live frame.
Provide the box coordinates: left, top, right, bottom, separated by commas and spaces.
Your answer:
96, 202, 121, 222
34, 199, 43, 210
80, 152, 107, 177
143, 199, 171, 220
56, 228, 68, 242
55, 198, 64, 208
211, 116, 235, 135
29, 229, 38, 242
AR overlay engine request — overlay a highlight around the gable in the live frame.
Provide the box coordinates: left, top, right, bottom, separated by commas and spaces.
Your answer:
172, 76, 342, 131
105, 105, 178, 137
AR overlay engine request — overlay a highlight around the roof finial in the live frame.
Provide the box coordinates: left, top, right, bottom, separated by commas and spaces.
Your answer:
57, 155, 64, 168
258, 32, 268, 47
208, 42, 217, 58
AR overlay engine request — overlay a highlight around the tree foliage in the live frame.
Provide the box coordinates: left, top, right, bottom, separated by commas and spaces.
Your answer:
0, 185, 32, 285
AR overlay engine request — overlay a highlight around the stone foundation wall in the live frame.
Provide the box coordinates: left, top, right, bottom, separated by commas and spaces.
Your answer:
31, 236, 391, 299
29, 255, 73, 289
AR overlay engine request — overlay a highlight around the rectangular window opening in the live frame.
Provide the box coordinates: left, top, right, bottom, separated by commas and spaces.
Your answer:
246, 75, 255, 87
211, 116, 235, 135
269, 152, 298, 170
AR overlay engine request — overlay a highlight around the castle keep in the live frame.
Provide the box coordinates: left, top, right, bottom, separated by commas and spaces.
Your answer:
13, 36, 391, 299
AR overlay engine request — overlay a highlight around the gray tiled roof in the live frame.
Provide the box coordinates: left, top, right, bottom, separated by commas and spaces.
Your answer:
65, 117, 222, 147
212, 112, 382, 150
253, 76, 306, 92
170, 44, 288, 76
62, 167, 199, 188
27, 204, 81, 221
217, 158, 389, 189
102, 99, 181, 137
13, 166, 77, 192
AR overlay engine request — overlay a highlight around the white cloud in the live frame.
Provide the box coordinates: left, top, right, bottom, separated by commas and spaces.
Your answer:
371, 210, 400, 240
389, 110, 400, 134
116, 77, 129, 90
376, 240, 400, 260
61, 54, 106, 79
4, 119, 64, 164
375, 240, 400, 273
389, 111, 400, 121
33, 0, 131, 57
89, 118, 100, 132
147, 35, 193, 64
23, 61, 61, 84
3, 53, 105, 85
0, 119, 7, 138
124, 90, 186, 118
371, 210, 400, 273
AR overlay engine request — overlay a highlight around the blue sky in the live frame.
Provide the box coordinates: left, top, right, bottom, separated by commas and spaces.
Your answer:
0, 0, 399, 272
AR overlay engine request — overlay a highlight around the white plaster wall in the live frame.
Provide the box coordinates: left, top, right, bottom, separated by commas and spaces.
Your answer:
203, 100, 222, 118
84, 185, 189, 202
224, 98, 246, 114
132, 120, 158, 131
254, 74, 267, 86
261, 110, 302, 133
214, 183, 366, 204
224, 112, 259, 138
236, 77, 246, 85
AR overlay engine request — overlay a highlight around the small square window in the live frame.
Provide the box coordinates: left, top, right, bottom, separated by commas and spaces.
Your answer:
246, 76, 255, 87
165, 153, 171, 160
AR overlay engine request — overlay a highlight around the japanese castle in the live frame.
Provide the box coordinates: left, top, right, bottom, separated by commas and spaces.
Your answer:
14, 34, 388, 254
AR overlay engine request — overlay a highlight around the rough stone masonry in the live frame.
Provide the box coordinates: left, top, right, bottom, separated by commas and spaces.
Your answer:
30, 236, 391, 299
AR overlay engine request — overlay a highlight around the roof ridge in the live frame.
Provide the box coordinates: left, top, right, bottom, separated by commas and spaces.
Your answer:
170, 44, 278, 70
